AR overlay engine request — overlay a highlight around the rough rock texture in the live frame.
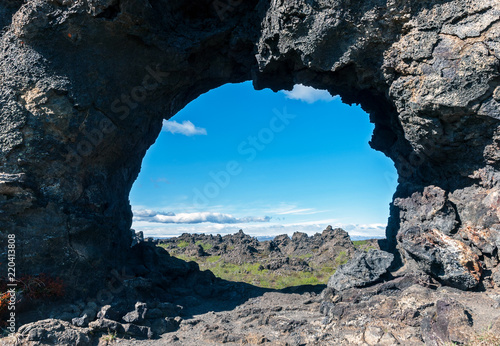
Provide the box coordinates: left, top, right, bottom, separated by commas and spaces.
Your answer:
1, 0, 500, 293
7, 273, 500, 345
327, 249, 394, 291
3, 232, 500, 345
16, 319, 91, 345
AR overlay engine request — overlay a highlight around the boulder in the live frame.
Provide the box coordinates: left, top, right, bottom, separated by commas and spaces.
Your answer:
88, 318, 125, 333
398, 227, 482, 290
327, 249, 394, 291
123, 323, 153, 339
122, 302, 148, 324
17, 319, 91, 345
97, 305, 122, 322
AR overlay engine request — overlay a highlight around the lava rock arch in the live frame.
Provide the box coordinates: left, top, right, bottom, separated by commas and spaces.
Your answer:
1, 0, 499, 292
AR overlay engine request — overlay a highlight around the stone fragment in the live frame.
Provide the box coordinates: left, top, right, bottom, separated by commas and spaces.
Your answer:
72, 314, 89, 328
97, 305, 122, 322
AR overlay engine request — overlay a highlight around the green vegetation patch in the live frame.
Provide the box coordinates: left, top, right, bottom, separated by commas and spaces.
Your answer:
170, 254, 342, 290
352, 240, 368, 247
177, 240, 190, 248
352, 240, 376, 252
335, 251, 349, 266
195, 240, 213, 251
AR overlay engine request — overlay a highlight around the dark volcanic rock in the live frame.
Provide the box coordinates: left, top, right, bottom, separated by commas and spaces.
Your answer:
88, 318, 125, 334
159, 227, 361, 274
97, 305, 122, 322
327, 249, 394, 291
395, 186, 484, 290
0, 0, 500, 297
421, 298, 473, 346
123, 323, 153, 339
17, 319, 91, 346
122, 302, 147, 324
398, 225, 482, 290
71, 314, 89, 328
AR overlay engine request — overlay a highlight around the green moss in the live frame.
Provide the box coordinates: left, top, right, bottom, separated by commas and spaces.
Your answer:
177, 240, 190, 248
171, 252, 339, 289
352, 240, 376, 252
190, 258, 330, 289
352, 240, 368, 247
174, 254, 196, 262
195, 240, 212, 251
335, 251, 349, 266
157, 243, 168, 250
206, 255, 221, 263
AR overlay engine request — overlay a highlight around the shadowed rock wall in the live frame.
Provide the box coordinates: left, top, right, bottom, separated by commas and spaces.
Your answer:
0, 0, 499, 291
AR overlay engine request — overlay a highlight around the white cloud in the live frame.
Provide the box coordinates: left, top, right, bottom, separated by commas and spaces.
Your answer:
133, 209, 175, 218
132, 218, 386, 240
276, 208, 327, 215
282, 84, 336, 103
162, 120, 207, 136
277, 208, 314, 215
133, 210, 271, 224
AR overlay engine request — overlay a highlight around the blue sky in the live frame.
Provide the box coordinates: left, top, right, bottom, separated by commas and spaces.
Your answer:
130, 82, 398, 239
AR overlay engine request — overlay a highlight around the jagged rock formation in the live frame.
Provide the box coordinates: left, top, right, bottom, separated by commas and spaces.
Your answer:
158, 226, 363, 268
1, 0, 500, 293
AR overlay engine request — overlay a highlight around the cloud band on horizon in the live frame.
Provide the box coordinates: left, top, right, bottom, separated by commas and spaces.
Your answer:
133, 210, 271, 224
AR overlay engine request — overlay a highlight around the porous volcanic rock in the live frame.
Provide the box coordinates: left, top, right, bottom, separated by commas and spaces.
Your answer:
327, 249, 394, 291
0, 0, 499, 295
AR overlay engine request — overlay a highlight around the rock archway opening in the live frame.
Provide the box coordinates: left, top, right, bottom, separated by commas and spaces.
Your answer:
129, 81, 398, 288
130, 81, 397, 239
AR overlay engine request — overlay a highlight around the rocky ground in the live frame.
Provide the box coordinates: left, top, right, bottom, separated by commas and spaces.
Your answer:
3, 228, 500, 345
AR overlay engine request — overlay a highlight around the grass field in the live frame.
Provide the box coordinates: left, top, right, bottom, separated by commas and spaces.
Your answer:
169, 252, 346, 289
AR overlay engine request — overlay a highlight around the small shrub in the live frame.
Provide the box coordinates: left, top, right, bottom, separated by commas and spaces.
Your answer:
102, 330, 117, 342
0, 291, 12, 326
18, 274, 65, 300
0, 274, 65, 327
